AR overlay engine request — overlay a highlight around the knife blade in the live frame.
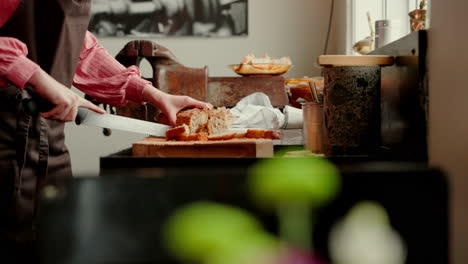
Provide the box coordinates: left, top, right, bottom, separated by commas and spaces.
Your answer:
23, 97, 170, 137
75, 107, 170, 137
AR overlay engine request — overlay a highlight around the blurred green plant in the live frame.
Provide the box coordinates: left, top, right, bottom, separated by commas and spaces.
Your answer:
163, 201, 280, 264
163, 155, 341, 264
248, 156, 340, 251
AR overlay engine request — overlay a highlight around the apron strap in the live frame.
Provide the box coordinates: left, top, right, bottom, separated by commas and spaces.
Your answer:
15, 89, 33, 194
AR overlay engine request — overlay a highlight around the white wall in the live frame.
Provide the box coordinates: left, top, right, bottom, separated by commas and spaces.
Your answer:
96, 0, 336, 78
428, 0, 468, 263
66, 0, 341, 176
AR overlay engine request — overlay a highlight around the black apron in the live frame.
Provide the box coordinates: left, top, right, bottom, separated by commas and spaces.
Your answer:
0, 0, 91, 261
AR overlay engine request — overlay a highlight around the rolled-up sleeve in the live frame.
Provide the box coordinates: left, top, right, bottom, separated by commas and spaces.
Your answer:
73, 31, 151, 106
0, 37, 40, 88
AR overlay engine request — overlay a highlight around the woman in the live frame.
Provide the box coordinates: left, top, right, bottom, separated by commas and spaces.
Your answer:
0, 0, 210, 262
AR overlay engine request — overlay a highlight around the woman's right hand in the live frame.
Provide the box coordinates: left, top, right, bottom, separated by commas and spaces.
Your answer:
27, 69, 105, 122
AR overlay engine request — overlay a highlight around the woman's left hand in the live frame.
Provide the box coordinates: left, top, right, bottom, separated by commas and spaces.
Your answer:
142, 85, 212, 126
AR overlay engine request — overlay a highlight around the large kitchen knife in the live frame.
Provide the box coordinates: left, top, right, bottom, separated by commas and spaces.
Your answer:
24, 97, 170, 137
75, 107, 170, 137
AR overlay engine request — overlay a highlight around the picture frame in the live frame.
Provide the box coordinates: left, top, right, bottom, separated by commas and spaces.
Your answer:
89, 0, 248, 37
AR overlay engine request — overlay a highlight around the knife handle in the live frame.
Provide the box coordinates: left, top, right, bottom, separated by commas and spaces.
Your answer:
75, 107, 89, 125
24, 97, 89, 126
23, 95, 55, 115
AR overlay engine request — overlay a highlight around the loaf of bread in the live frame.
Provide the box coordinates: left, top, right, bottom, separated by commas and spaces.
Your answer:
176, 108, 209, 133
165, 107, 232, 141
231, 53, 293, 75
240, 53, 292, 65
206, 107, 234, 135
165, 107, 281, 141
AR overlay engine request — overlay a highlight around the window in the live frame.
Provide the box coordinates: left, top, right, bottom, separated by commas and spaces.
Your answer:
346, 0, 421, 54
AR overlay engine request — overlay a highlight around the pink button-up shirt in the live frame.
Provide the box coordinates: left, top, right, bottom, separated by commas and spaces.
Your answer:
0, 0, 150, 106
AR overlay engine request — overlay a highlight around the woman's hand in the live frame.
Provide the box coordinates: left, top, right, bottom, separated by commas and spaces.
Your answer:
142, 84, 212, 126
28, 69, 106, 122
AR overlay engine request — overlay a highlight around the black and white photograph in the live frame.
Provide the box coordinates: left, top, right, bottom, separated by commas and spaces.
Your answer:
89, 0, 248, 37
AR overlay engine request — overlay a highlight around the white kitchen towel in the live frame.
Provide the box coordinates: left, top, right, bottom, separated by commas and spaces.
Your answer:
229, 92, 303, 129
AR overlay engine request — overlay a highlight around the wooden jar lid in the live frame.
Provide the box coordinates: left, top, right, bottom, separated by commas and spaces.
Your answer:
317, 55, 394, 66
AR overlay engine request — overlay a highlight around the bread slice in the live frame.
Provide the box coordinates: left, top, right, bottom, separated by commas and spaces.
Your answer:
165, 124, 209, 141
208, 129, 281, 141
166, 124, 190, 140
207, 132, 236, 141
245, 129, 282, 140
206, 131, 242, 141
178, 132, 209, 141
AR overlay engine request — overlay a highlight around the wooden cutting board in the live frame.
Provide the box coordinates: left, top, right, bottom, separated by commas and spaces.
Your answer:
132, 137, 274, 158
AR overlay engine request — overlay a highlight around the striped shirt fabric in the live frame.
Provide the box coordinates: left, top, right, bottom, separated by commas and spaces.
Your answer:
0, 0, 150, 106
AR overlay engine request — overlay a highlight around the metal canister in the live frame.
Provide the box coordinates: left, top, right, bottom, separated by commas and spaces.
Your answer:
375, 20, 402, 49
322, 66, 381, 156
302, 102, 324, 153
